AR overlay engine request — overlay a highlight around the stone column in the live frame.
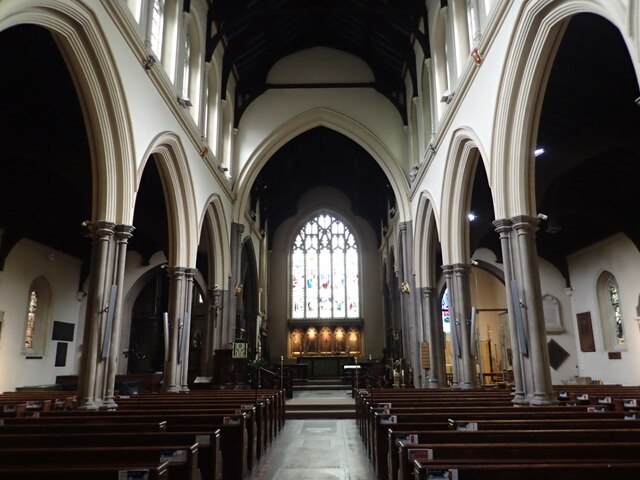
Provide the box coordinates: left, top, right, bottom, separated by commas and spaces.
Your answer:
103, 224, 135, 408
441, 264, 460, 388
422, 286, 444, 388
512, 215, 554, 405
180, 268, 197, 391
493, 218, 526, 403
77, 221, 115, 410
164, 266, 186, 393
224, 222, 244, 346
398, 221, 420, 386
202, 286, 217, 376
452, 263, 477, 389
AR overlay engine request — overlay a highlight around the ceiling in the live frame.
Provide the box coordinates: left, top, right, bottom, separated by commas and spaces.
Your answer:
207, 0, 426, 125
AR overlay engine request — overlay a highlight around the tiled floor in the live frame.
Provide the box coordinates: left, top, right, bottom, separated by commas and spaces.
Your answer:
247, 419, 375, 479
246, 385, 373, 478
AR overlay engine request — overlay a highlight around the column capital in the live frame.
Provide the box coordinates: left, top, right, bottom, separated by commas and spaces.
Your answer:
492, 218, 513, 233
166, 266, 187, 279
421, 286, 436, 298
441, 264, 453, 275
398, 221, 409, 233
85, 220, 116, 239
452, 263, 470, 276
114, 224, 135, 238
511, 215, 539, 233
184, 267, 198, 279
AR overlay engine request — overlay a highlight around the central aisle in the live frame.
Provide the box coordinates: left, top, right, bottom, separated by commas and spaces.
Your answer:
246, 419, 375, 480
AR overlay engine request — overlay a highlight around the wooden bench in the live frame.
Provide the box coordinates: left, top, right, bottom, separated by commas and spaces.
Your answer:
0, 461, 170, 480
413, 460, 640, 479
0, 430, 222, 480
393, 427, 640, 480
0, 443, 199, 480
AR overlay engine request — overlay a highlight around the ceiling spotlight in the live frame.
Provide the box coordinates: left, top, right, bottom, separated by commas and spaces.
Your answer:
217, 165, 229, 173
534, 147, 545, 157
467, 213, 476, 221
470, 260, 479, 266
537, 213, 548, 221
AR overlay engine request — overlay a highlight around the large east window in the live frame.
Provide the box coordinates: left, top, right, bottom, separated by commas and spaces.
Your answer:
290, 214, 360, 319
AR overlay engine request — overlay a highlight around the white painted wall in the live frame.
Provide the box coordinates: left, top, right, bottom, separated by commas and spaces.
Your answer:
538, 258, 581, 384
0, 240, 83, 392
268, 187, 384, 361
236, 47, 408, 175
566, 234, 640, 385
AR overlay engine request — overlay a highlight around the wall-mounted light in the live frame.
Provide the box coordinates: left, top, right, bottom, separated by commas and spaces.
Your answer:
440, 89, 455, 104
467, 213, 476, 222
142, 54, 157, 71
471, 48, 482, 65
218, 165, 229, 173
534, 147, 545, 157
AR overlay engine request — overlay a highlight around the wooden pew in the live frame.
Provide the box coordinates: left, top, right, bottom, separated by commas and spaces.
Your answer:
371, 408, 630, 480
394, 428, 640, 480
0, 431, 221, 480
3, 413, 245, 480
0, 443, 199, 480
0, 461, 170, 480
413, 460, 640, 479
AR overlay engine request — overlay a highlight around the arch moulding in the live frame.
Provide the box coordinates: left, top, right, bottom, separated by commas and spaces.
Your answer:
233, 107, 410, 224
492, 0, 633, 219
0, 0, 136, 225
440, 127, 491, 265
137, 132, 198, 268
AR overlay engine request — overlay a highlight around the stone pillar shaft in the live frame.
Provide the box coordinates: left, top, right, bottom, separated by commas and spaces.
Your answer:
512, 215, 554, 405
493, 218, 526, 404
164, 267, 186, 393
180, 268, 197, 391
422, 286, 444, 388
441, 264, 460, 388
78, 221, 115, 410
104, 225, 135, 407
452, 263, 477, 389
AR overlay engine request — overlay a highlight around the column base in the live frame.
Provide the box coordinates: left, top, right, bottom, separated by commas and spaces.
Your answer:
77, 398, 99, 410
180, 385, 190, 393
529, 393, 557, 406
511, 393, 529, 405
101, 397, 118, 409
165, 384, 180, 393
459, 381, 477, 390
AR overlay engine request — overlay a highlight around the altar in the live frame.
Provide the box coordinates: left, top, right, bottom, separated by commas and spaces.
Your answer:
297, 355, 356, 379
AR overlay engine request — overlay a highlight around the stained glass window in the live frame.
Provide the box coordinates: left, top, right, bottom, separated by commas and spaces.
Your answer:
24, 290, 38, 350
291, 214, 359, 319
606, 276, 624, 344
441, 288, 451, 333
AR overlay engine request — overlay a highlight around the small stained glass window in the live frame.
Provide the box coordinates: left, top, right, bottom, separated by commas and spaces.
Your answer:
24, 290, 38, 350
441, 288, 451, 333
606, 276, 624, 345
290, 214, 359, 319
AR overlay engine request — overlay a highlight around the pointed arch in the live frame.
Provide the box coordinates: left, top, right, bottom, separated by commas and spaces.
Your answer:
234, 107, 410, 224
440, 127, 492, 265
414, 191, 441, 288
492, 0, 638, 219
198, 194, 231, 290
137, 132, 198, 267
0, 0, 136, 224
